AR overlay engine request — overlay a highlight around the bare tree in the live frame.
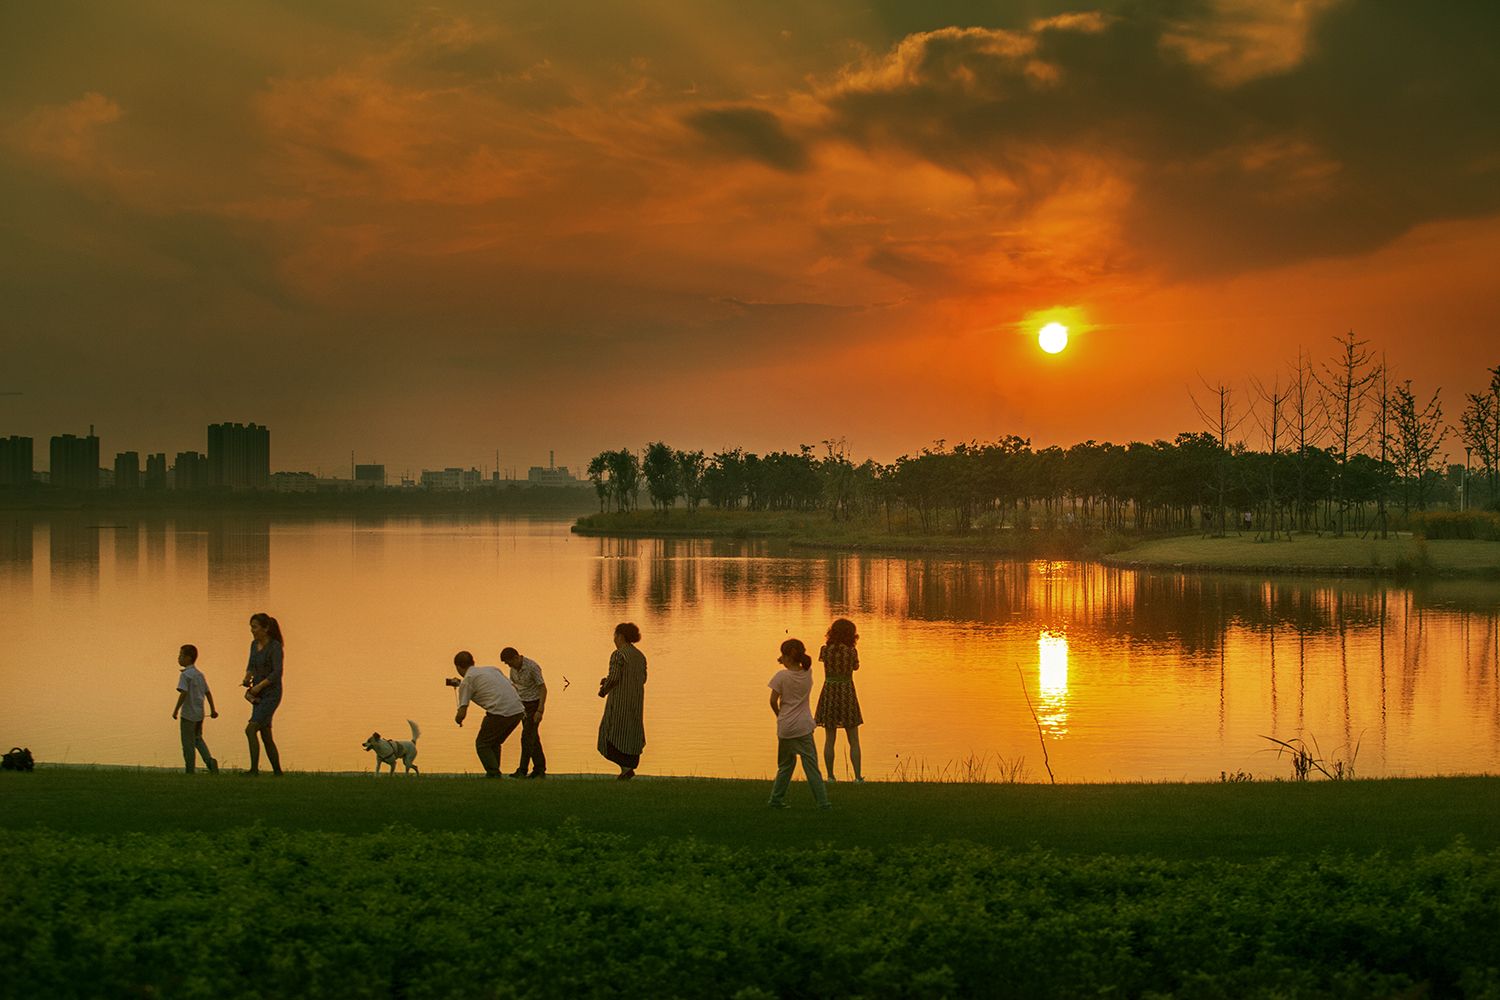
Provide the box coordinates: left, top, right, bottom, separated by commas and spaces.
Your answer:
1373, 357, 1392, 539
1315, 331, 1381, 536
1251, 374, 1290, 540
1287, 348, 1326, 533
1191, 377, 1249, 536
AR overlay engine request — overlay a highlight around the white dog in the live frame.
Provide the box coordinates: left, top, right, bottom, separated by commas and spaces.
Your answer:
362, 720, 421, 775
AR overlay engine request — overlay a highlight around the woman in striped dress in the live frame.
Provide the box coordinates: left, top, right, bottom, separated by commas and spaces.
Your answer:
815, 617, 863, 782
598, 621, 647, 780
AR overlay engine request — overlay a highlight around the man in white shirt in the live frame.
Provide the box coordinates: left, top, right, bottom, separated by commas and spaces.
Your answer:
453, 650, 525, 778
500, 646, 548, 778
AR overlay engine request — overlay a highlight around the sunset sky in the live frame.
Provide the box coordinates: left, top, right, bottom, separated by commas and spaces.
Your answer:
4, 0, 1498, 476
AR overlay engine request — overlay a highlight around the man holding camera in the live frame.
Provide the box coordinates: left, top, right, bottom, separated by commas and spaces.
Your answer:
450, 650, 525, 778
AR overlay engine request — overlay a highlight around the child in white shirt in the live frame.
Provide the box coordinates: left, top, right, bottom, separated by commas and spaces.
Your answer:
767, 637, 830, 809
172, 644, 218, 774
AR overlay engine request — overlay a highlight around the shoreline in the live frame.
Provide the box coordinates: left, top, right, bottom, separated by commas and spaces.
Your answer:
572, 511, 1500, 579
27, 761, 1497, 784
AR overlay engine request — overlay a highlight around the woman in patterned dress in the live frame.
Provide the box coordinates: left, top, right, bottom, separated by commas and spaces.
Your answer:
598, 621, 647, 780
815, 617, 863, 782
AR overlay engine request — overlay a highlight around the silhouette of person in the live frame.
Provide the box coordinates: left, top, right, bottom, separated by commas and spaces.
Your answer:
242, 612, 284, 776
172, 643, 218, 774
452, 650, 525, 778
767, 637, 830, 809
816, 617, 864, 782
500, 646, 547, 778
598, 622, 646, 779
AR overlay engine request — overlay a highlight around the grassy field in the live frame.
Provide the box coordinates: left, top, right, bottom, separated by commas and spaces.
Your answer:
1106, 533, 1500, 577
5, 769, 1499, 859
4, 771, 1498, 997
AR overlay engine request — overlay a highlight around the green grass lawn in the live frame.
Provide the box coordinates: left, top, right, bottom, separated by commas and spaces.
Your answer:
6, 772, 1498, 998
1107, 533, 1500, 577
4, 769, 1498, 860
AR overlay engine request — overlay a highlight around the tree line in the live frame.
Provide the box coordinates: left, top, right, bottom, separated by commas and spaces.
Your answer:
587, 334, 1500, 537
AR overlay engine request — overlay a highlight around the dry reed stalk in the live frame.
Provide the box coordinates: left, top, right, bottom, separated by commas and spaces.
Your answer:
1017, 665, 1056, 784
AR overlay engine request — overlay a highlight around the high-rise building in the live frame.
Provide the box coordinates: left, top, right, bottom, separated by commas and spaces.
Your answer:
0, 435, 34, 486
50, 431, 100, 490
354, 464, 386, 489
173, 451, 208, 490
145, 453, 167, 490
114, 451, 141, 489
207, 422, 270, 489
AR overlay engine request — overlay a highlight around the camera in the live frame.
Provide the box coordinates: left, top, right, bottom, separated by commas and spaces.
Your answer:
444, 677, 462, 688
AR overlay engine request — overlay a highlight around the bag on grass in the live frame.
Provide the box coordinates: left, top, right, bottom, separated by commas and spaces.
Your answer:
2, 747, 35, 772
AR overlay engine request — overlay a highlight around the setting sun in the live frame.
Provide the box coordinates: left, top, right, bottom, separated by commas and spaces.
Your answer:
1039, 322, 1069, 354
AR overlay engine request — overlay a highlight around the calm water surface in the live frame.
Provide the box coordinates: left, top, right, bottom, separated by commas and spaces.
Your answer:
2, 513, 1497, 781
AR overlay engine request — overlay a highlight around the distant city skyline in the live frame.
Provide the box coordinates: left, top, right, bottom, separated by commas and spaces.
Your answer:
0, 419, 589, 485
4, 2, 1497, 465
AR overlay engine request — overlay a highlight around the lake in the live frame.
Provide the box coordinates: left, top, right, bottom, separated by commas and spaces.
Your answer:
1, 512, 1497, 782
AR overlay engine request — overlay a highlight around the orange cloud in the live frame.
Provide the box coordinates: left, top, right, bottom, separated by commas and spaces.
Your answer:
9, 92, 123, 171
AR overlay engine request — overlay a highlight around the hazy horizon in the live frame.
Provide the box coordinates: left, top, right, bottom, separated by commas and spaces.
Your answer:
4, 1, 1497, 475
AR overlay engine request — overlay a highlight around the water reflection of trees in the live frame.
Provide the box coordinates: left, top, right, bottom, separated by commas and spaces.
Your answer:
595, 538, 831, 612
874, 559, 1500, 653
587, 538, 1500, 664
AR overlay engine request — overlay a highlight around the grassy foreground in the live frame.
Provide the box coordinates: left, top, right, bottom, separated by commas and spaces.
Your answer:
4, 772, 1499, 998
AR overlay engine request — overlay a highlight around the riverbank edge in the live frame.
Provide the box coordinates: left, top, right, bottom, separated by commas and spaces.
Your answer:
571, 513, 1500, 578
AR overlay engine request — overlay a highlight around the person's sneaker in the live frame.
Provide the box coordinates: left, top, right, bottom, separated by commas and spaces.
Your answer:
854, 777, 865, 783
767, 801, 789, 809
526, 772, 547, 779
617, 769, 635, 781
509, 770, 527, 778
241, 770, 260, 778
826, 774, 837, 783
207, 758, 219, 775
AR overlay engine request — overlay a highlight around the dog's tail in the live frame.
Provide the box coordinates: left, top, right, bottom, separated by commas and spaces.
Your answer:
408, 719, 420, 742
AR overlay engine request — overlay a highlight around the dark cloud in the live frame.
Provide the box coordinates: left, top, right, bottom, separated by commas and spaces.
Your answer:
814, 1, 1500, 276
684, 106, 811, 172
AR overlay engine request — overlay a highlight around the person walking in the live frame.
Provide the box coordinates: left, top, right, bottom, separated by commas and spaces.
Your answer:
453, 650, 525, 778
171, 643, 218, 774
767, 637, 830, 810
597, 622, 646, 780
242, 612, 285, 776
500, 646, 547, 778
815, 617, 864, 783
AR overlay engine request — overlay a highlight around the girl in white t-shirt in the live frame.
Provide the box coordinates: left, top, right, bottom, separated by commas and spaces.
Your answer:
767, 638, 831, 809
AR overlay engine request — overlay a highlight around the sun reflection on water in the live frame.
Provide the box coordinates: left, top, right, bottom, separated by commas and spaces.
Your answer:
1037, 629, 1070, 736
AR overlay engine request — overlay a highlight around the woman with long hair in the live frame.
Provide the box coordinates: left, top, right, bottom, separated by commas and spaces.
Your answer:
815, 617, 863, 782
597, 622, 647, 780
241, 612, 284, 776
